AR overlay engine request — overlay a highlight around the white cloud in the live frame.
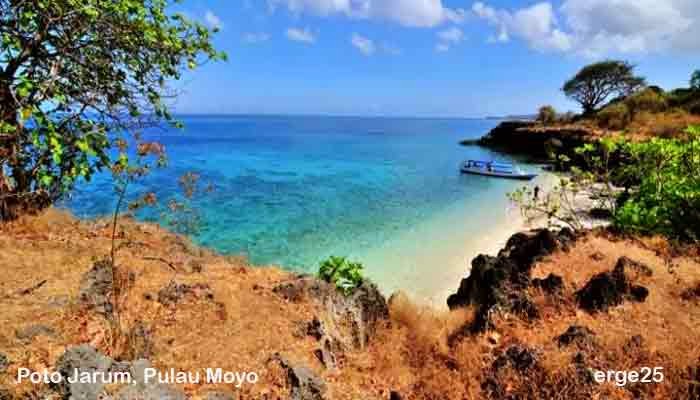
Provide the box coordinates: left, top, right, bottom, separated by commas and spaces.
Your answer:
268, 0, 466, 27
204, 10, 223, 30
286, 27, 316, 43
351, 33, 376, 55
472, 0, 700, 56
472, 2, 572, 52
242, 32, 271, 44
437, 27, 464, 43
560, 0, 693, 57
435, 27, 464, 52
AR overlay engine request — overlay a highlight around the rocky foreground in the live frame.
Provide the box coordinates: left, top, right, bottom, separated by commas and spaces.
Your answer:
1, 210, 699, 399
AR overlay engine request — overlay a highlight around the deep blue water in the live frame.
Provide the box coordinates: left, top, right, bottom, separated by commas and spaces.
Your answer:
65, 115, 538, 297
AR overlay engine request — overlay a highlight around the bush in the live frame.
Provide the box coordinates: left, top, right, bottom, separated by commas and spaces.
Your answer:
558, 111, 577, 124
597, 103, 630, 130
625, 88, 668, 115
689, 100, 700, 116
614, 126, 700, 241
318, 256, 364, 294
537, 105, 557, 125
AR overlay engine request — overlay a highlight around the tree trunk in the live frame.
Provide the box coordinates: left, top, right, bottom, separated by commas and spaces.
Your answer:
0, 81, 48, 222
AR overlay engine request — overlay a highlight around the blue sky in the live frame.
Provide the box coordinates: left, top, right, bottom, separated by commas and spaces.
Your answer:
172, 0, 700, 117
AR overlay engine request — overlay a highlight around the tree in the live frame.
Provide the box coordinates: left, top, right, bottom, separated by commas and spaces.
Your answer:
691, 70, 700, 90
537, 105, 557, 125
563, 61, 645, 115
0, 0, 225, 221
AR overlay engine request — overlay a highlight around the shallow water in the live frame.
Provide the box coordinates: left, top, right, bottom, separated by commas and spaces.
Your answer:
64, 115, 542, 303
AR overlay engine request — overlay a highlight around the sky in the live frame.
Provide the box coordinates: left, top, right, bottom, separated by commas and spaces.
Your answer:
171, 0, 700, 117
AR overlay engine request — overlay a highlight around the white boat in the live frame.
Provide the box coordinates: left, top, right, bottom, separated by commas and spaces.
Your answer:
460, 160, 537, 180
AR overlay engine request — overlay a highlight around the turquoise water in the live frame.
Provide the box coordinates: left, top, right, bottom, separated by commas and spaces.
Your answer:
65, 115, 542, 302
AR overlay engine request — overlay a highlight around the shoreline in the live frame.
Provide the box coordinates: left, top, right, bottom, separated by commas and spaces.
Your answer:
360, 171, 559, 308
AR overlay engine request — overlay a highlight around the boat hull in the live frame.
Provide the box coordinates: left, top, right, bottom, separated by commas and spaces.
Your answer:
460, 167, 537, 180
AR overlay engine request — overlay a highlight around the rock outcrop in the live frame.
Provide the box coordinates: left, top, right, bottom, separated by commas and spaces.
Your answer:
79, 259, 114, 316
447, 228, 576, 331
269, 354, 327, 400
472, 121, 594, 159
274, 277, 389, 351
576, 257, 650, 312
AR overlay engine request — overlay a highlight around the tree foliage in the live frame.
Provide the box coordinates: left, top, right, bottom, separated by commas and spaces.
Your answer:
537, 105, 557, 125
614, 126, 700, 241
0, 0, 225, 221
563, 61, 645, 115
511, 126, 700, 242
691, 70, 700, 90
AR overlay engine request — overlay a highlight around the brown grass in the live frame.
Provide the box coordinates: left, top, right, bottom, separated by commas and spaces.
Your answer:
1, 210, 699, 399
626, 109, 700, 139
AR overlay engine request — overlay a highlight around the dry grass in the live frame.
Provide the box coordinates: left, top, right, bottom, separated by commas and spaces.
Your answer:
1, 210, 699, 399
626, 109, 700, 139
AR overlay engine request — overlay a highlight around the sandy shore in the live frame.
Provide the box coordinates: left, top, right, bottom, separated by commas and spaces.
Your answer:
359, 172, 561, 308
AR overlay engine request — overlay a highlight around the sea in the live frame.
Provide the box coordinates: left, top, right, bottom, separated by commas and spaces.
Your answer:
64, 115, 546, 304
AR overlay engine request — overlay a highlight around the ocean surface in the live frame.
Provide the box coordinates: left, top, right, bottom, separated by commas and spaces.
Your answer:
64, 115, 544, 304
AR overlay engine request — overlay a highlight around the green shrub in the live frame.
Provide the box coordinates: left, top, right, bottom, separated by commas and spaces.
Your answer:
597, 103, 630, 130
614, 126, 700, 241
318, 256, 364, 294
625, 88, 668, 115
689, 100, 700, 116
537, 105, 557, 125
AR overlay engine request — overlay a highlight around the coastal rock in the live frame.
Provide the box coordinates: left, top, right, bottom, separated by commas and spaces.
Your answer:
575, 261, 649, 312
79, 259, 114, 315
53, 345, 115, 400
532, 273, 564, 295
157, 281, 213, 306
681, 282, 700, 302
493, 344, 540, 372
447, 228, 575, 331
616, 256, 653, 277
483, 344, 543, 399
273, 275, 329, 303
269, 354, 327, 400
556, 325, 596, 348
274, 277, 388, 350
474, 120, 592, 160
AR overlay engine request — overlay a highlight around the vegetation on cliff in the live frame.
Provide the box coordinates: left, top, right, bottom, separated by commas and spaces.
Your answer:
0, 0, 225, 222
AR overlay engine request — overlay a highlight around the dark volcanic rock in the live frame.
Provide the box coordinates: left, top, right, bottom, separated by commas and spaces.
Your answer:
79, 259, 114, 315
270, 354, 327, 400
557, 325, 596, 348
493, 344, 540, 372
616, 256, 653, 277
681, 282, 700, 301
475, 120, 592, 159
532, 273, 564, 295
576, 260, 649, 312
630, 285, 650, 302
448, 228, 575, 331
389, 391, 403, 400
